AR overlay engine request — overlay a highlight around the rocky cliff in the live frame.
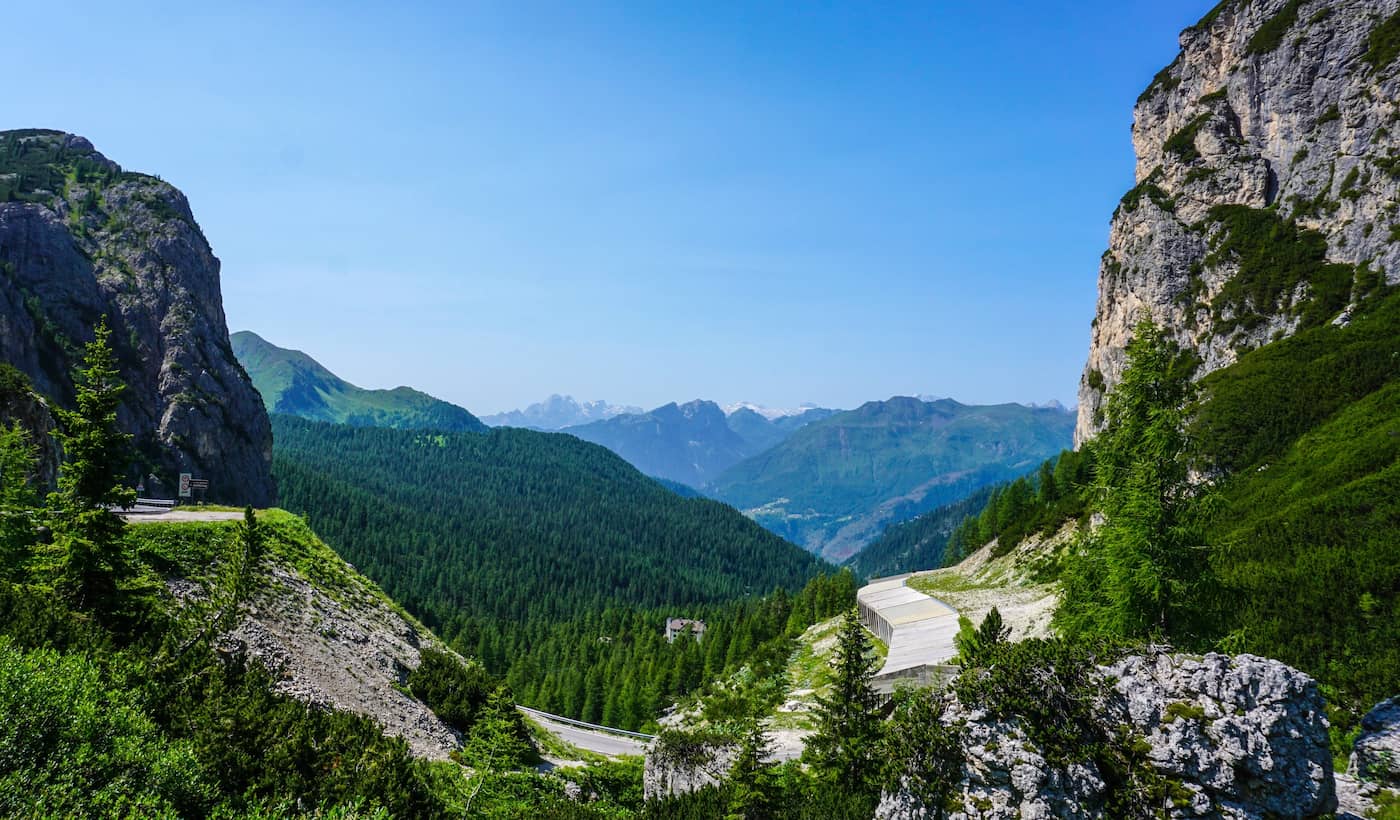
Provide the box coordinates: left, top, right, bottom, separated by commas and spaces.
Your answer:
1077, 0, 1400, 443
0, 130, 273, 503
876, 651, 1337, 819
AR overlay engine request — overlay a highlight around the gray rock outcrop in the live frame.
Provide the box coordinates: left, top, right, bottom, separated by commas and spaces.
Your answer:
1349, 696, 1400, 787
1076, 0, 1400, 444
0, 365, 60, 488
0, 129, 274, 504
643, 731, 738, 801
877, 651, 1336, 819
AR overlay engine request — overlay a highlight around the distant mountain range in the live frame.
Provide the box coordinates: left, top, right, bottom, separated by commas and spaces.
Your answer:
562, 401, 838, 487
234, 334, 1072, 561
232, 331, 487, 432
480, 395, 643, 430
708, 397, 1075, 561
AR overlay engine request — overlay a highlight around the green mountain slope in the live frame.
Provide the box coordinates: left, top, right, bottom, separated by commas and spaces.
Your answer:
0, 509, 489, 817
709, 397, 1075, 561
960, 289, 1399, 727
1192, 289, 1400, 716
845, 485, 995, 578
232, 331, 485, 432
270, 415, 832, 725
273, 415, 823, 621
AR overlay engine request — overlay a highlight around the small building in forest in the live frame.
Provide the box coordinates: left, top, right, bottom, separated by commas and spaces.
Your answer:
665, 617, 706, 643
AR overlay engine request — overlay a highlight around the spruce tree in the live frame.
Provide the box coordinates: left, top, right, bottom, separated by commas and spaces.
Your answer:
1056, 318, 1214, 643
803, 607, 883, 796
234, 505, 262, 600
0, 421, 38, 575
50, 319, 135, 610
462, 685, 534, 771
955, 607, 1010, 667
726, 720, 775, 820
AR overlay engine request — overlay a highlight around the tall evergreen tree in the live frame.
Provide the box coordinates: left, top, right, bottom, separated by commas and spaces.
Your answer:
463, 685, 534, 769
726, 720, 775, 820
0, 421, 38, 575
50, 319, 135, 610
803, 607, 883, 796
1056, 318, 1214, 643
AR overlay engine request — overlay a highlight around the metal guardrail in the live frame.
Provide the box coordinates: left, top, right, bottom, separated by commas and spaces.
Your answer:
516, 705, 656, 741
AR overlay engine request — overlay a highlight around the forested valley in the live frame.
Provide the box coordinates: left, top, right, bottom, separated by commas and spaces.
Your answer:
272, 416, 848, 730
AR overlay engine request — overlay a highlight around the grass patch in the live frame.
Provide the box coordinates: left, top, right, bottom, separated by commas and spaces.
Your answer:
1164, 701, 1208, 723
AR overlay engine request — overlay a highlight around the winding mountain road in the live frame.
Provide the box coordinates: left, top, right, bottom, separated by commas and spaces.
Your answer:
518, 705, 652, 758
856, 573, 961, 687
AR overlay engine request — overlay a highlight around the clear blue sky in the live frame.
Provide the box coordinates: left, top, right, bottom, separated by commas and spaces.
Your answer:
6, 1, 1213, 415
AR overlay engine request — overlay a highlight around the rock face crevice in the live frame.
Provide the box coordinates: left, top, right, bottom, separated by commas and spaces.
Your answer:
0, 130, 273, 504
1077, 0, 1400, 444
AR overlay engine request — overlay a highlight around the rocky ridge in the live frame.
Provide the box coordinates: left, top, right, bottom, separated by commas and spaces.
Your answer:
874, 651, 1336, 819
0, 129, 273, 503
1077, 0, 1400, 443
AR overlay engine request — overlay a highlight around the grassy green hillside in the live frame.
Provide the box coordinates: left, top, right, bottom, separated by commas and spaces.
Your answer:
271, 415, 835, 728
232, 331, 486, 432
1191, 290, 1400, 722
0, 511, 470, 817
709, 397, 1075, 561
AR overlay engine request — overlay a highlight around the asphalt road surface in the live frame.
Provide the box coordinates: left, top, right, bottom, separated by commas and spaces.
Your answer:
518, 706, 650, 758
123, 509, 245, 523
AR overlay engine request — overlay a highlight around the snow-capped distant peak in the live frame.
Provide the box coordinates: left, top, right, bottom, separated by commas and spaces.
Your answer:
723, 401, 817, 420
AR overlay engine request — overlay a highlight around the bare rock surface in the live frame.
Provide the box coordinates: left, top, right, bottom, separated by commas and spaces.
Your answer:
0, 129, 273, 504
1077, 0, 1400, 444
1350, 696, 1400, 787
876, 651, 1336, 819
214, 559, 464, 760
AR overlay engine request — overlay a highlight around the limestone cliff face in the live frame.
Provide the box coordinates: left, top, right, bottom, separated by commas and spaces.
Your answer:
0, 130, 273, 504
1077, 0, 1400, 444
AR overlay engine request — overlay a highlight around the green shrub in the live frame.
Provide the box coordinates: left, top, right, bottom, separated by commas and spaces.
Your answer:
409, 647, 494, 734
1363, 11, 1400, 70
1164, 114, 1211, 163
1246, 0, 1303, 55
1203, 204, 1355, 332
0, 637, 215, 817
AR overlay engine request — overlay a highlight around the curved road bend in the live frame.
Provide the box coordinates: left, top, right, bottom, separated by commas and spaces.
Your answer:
856, 573, 960, 678
517, 705, 651, 758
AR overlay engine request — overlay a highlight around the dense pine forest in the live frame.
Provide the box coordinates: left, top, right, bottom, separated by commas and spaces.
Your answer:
271, 416, 841, 728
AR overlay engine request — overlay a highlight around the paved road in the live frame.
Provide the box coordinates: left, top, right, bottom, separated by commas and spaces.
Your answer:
123, 509, 245, 523
857, 573, 960, 678
518, 706, 650, 758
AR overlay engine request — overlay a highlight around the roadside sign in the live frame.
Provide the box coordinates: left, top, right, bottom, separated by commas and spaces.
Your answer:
189, 479, 210, 490
179, 473, 192, 498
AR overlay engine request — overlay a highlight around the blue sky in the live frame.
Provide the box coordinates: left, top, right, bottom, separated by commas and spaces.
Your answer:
6, 1, 1213, 414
